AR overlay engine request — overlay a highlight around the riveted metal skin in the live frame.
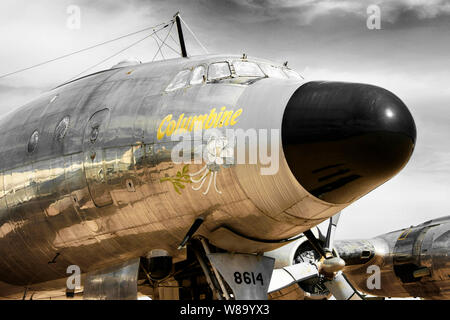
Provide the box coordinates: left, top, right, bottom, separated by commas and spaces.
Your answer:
83, 258, 140, 300
0, 54, 416, 288
335, 216, 450, 299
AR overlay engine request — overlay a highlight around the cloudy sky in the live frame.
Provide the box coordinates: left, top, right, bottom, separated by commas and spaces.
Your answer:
0, 0, 449, 239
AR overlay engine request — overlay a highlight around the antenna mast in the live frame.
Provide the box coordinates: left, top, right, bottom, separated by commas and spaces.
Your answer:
174, 12, 188, 58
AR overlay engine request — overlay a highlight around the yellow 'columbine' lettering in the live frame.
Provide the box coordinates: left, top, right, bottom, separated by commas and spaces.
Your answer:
190, 114, 208, 131
230, 108, 243, 125
220, 110, 234, 127
178, 116, 192, 133
174, 113, 185, 135
157, 107, 243, 140
204, 108, 217, 129
215, 106, 226, 128
157, 114, 172, 140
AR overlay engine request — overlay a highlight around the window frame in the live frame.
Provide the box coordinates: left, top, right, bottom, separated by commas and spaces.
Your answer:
259, 64, 289, 79
165, 68, 192, 92
189, 64, 207, 86
232, 60, 265, 78
207, 61, 232, 82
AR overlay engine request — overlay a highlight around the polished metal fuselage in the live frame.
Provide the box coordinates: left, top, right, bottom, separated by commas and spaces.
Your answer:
0, 55, 347, 286
337, 216, 450, 299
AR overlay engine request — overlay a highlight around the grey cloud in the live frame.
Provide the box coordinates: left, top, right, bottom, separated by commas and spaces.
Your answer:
0, 84, 43, 115
64, 0, 450, 28
224, 0, 450, 25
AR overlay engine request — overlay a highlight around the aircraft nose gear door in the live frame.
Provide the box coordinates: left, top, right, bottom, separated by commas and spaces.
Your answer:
83, 108, 113, 207
208, 253, 275, 300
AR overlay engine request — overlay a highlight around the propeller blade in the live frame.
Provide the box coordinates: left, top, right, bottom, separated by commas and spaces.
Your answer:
324, 212, 341, 252
324, 272, 364, 300
300, 212, 364, 300
268, 262, 319, 293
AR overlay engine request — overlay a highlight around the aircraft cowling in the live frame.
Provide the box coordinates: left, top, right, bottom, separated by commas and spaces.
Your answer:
264, 229, 331, 298
335, 217, 450, 299
200, 79, 417, 253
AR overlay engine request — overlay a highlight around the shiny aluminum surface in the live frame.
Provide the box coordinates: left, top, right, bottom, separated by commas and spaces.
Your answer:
337, 216, 450, 299
0, 55, 346, 286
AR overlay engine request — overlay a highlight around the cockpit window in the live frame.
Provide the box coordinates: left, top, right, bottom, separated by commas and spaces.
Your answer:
166, 69, 191, 91
259, 64, 288, 79
283, 68, 303, 80
208, 62, 231, 81
233, 61, 265, 78
164, 60, 303, 92
190, 65, 206, 85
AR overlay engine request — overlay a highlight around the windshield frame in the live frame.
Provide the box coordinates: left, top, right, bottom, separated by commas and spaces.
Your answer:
165, 68, 192, 92
232, 60, 266, 78
190, 64, 207, 86
207, 61, 232, 82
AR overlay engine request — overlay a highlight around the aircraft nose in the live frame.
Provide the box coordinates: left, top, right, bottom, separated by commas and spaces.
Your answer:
281, 81, 416, 204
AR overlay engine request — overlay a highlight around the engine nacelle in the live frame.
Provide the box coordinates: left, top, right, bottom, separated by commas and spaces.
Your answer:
265, 228, 331, 298
335, 216, 450, 299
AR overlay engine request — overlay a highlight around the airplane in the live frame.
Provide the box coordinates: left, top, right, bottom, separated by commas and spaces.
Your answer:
266, 215, 450, 300
0, 14, 417, 300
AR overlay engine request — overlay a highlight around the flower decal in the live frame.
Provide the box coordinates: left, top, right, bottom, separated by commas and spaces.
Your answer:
190, 135, 234, 195
160, 164, 192, 195
205, 136, 234, 168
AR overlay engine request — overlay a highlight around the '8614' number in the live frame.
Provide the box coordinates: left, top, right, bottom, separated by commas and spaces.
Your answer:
233, 272, 264, 286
